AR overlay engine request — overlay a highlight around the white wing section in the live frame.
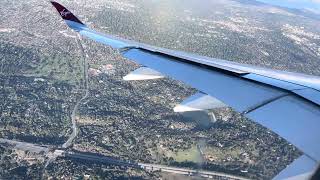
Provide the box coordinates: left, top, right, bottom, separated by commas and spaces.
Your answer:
123, 67, 164, 81
174, 92, 227, 113
50, 2, 320, 178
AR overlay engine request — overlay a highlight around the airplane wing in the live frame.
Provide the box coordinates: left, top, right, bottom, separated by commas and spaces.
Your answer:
50, 1, 320, 179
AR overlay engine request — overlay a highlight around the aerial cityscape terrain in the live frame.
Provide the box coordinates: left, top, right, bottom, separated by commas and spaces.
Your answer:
1, 0, 320, 179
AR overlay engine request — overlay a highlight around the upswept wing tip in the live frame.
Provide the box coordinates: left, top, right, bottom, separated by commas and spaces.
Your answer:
50, 1, 85, 27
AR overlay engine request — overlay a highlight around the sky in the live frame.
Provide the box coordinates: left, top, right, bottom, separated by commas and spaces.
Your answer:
257, 0, 320, 12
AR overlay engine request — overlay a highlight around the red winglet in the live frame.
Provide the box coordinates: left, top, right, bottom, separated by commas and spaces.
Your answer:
50, 1, 84, 25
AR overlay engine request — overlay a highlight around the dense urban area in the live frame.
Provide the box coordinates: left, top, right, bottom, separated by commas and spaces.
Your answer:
1, 0, 320, 179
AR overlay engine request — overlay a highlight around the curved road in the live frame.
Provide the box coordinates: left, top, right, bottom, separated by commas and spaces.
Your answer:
62, 34, 89, 149
43, 35, 89, 173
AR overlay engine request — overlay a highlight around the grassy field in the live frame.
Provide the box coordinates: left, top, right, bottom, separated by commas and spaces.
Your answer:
168, 145, 202, 163
27, 54, 83, 85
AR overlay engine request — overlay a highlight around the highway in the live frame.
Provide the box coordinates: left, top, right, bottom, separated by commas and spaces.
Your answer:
65, 151, 250, 180
139, 163, 250, 180
0, 138, 250, 180
65, 151, 139, 168
0, 138, 49, 154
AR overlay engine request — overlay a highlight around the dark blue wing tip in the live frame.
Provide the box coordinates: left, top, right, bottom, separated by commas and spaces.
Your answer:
50, 1, 84, 25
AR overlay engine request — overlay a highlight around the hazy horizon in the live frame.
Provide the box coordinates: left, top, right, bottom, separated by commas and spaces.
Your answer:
257, 0, 320, 12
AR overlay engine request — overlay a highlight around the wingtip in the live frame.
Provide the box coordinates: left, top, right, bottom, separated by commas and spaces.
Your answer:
50, 1, 84, 25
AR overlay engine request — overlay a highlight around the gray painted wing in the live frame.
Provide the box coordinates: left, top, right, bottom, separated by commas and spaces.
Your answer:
51, 1, 320, 178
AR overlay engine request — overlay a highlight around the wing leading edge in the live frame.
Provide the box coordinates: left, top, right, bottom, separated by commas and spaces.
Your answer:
50, 1, 320, 178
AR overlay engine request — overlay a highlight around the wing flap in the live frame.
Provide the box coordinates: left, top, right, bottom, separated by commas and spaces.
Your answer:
243, 74, 305, 91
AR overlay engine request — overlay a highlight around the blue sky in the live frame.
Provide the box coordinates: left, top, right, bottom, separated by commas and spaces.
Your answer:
257, 0, 320, 11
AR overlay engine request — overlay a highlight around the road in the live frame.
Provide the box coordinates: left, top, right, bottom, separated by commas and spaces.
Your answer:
43, 34, 90, 174
65, 151, 139, 168
62, 34, 89, 148
139, 163, 250, 180
64, 151, 250, 180
0, 138, 250, 180
0, 138, 63, 170
0, 138, 49, 154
